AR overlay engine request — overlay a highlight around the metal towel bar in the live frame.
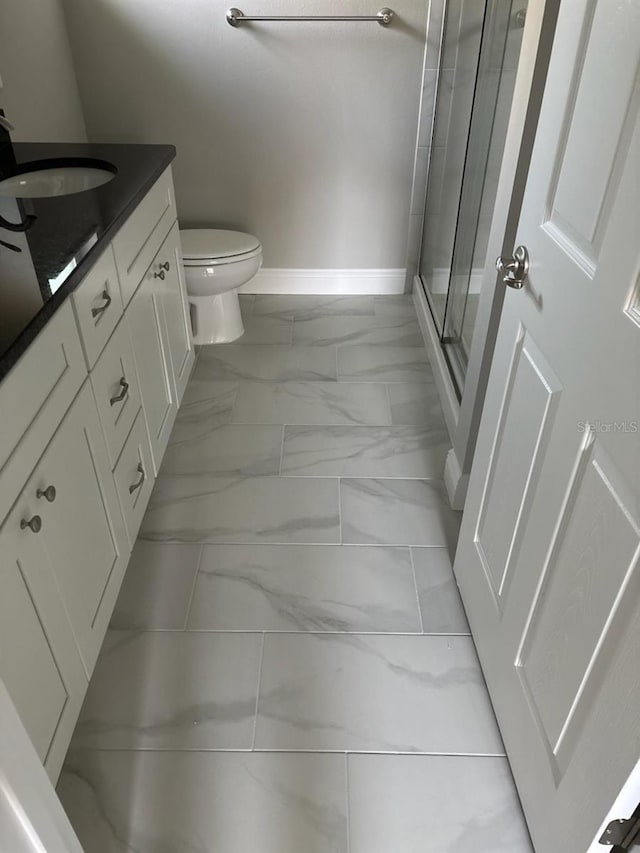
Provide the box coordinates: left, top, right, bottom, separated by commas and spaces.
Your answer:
226, 7, 394, 27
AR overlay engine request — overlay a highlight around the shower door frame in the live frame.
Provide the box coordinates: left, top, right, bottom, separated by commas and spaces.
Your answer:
440, 0, 521, 396
412, 0, 560, 508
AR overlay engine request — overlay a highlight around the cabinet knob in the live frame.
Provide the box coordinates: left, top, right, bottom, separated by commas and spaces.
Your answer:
109, 377, 129, 406
159, 261, 170, 271
129, 463, 146, 494
36, 485, 56, 503
153, 270, 166, 280
20, 515, 42, 533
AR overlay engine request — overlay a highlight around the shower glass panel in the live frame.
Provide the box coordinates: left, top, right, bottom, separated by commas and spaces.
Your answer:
418, 0, 527, 396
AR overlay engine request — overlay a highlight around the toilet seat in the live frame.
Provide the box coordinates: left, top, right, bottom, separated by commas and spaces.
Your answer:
181, 229, 261, 266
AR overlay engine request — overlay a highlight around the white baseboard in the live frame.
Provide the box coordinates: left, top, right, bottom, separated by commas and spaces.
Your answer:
239, 268, 407, 295
412, 277, 459, 441
444, 448, 469, 510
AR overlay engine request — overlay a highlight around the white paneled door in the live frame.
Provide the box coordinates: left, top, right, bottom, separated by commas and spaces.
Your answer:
0, 680, 83, 853
454, 2, 640, 851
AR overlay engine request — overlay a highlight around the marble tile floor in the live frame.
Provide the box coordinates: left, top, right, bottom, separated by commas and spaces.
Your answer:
58, 295, 531, 852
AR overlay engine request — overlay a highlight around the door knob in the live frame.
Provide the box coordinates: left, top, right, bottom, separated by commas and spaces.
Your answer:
496, 245, 529, 289
158, 261, 170, 271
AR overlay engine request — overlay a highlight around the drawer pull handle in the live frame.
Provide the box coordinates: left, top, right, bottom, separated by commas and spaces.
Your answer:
110, 377, 130, 406
129, 463, 146, 494
158, 261, 170, 272
36, 485, 56, 503
91, 289, 112, 318
153, 270, 166, 280
20, 515, 42, 533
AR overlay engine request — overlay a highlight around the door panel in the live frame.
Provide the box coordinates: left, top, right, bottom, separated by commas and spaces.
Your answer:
454, 1, 640, 849
33, 382, 129, 676
0, 680, 84, 851
157, 222, 195, 405
476, 329, 562, 602
0, 505, 87, 781
0, 539, 67, 763
517, 439, 639, 775
127, 272, 177, 474
548, 0, 639, 261
113, 409, 155, 548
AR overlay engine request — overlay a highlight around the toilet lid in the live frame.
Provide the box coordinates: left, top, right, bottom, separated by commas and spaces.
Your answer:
180, 229, 261, 261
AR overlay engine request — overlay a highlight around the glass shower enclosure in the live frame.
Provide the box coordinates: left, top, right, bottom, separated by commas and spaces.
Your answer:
419, 0, 528, 396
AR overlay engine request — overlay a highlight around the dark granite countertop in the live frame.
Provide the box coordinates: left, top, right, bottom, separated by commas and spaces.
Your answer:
0, 141, 176, 381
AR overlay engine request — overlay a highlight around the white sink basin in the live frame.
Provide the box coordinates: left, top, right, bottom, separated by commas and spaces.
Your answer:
0, 161, 116, 198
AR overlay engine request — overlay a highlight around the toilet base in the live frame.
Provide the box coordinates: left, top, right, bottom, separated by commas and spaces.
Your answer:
189, 290, 245, 344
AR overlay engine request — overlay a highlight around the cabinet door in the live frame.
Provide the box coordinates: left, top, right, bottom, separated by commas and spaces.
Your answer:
29, 382, 129, 677
113, 409, 155, 548
154, 221, 195, 405
0, 507, 87, 782
127, 271, 177, 474
90, 317, 142, 469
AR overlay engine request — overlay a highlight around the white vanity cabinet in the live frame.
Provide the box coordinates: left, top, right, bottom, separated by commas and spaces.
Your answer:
0, 163, 194, 782
126, 219, 194, 473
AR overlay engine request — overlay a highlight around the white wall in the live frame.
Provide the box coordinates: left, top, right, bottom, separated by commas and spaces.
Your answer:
0, 0, 87, 143
61, 0, 427, 269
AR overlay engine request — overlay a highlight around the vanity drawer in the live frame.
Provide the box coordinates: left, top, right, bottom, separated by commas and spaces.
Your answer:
112, 167, 176, 307
90, 318, 142, 469
0, 301, 85, 524
71, 245, 123, 370
113, 409, 154, 547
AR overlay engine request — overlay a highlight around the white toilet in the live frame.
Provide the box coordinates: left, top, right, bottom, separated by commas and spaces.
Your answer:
180, 229, 262, 344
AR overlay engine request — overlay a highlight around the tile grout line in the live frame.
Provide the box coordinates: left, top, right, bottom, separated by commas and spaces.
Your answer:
251, 633, 266, 751
383, 381, 393, 426
345, 752, 352, 853
182, 544, 205, 630
278, 425, 286, 475
139, 540, 452, 550
69, 746, 507, 757
111, 628, 472, 637
409, 547, 425, 634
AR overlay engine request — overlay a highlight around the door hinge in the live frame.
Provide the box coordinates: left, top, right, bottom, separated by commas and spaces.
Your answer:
600, 802, 640, 850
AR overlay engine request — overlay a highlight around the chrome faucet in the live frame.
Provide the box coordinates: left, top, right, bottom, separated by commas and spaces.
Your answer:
0, 114, 14, 132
